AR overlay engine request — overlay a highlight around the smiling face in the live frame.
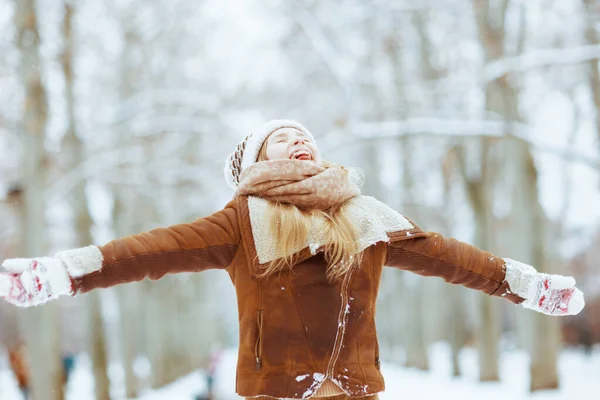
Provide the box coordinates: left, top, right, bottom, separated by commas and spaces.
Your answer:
259, 127, 322, 164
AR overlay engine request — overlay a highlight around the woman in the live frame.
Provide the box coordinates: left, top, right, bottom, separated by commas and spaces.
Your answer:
0, 120, 585, 400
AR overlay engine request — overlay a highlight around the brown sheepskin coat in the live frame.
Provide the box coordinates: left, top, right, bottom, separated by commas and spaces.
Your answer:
69, 196, 523, 399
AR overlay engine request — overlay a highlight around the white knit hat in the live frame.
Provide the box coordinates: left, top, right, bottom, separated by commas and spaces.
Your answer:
224, 119, 315, 189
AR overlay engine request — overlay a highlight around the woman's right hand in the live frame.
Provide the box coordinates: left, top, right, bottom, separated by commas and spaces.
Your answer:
0, 257, 73, 307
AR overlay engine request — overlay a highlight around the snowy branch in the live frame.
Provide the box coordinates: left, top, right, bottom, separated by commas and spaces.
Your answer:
103, 89, 222, 125
343, 118, 600, 171
484, 44, 600, 83
45, 142, 216, 201
289, 0, 354, 100
353, 118, 519, 138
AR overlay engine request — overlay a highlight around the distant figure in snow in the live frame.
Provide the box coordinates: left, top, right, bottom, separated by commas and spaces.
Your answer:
7, 342, 76, 399
0, 120, 585, 400
8, 343, 29, 400
206, 347, 223, 400
194, 347, 223, 400
62, 353, 76, 382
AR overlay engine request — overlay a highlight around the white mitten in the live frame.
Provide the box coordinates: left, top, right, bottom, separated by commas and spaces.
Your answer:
503, 258, 585, 316
0, 257, 73, 307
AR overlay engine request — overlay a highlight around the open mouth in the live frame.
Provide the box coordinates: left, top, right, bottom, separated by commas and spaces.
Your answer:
290, 149, 313, 161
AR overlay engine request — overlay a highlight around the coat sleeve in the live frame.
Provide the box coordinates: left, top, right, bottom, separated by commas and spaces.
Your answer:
385, 231, 525, 304
56, 200, 240, 294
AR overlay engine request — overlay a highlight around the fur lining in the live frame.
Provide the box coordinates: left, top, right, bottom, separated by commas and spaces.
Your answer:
503, 258, 537, 302
55, 245, 104, 278
248, 195, 414, 264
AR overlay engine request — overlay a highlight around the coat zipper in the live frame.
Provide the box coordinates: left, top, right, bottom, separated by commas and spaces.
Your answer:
255, 309, 264, 371
255, 279, 264, 371
374, 316, 380, 370
325, 266, 356, 380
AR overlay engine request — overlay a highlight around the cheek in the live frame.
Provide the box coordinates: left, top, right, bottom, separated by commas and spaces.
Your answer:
310, 145, 322, 163
266, 144, 288, 160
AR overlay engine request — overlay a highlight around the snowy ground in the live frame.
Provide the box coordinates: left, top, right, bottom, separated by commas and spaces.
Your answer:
0, 342, 598, 399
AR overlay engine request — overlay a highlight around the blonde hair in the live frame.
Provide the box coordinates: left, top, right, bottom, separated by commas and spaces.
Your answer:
256, 142, 361, 282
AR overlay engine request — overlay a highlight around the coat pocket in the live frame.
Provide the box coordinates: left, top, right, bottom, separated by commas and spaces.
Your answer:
255, 310, 264, 371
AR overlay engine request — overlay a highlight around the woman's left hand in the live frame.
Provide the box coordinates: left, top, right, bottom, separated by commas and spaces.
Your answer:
0, 257, 73, 307
504, 258, 585, 316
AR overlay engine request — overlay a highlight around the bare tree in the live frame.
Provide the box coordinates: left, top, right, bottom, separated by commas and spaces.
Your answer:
14, 0, 64, 398
455, 137, 501, 381
1, 187, 26, 351
112, 196, 140, 397
469, 0, 514, 382
583, 0, 600, 158
441, 151, 470, 377
60, 2, 110, 398
398, 135, 430, 371
112, 13, 143, 396
472, 0, 560, 390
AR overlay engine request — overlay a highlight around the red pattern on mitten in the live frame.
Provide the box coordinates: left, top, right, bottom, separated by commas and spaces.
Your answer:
503, 258, 585, 316
0, 257, 72, 307
534, 276, 576, 315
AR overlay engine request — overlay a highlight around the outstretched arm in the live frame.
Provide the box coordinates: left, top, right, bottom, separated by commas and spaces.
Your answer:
386, 232, 584, 316
0, 200, 240, 307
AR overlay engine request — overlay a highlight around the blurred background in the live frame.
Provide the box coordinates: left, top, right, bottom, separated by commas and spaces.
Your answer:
0, 0, 599, 399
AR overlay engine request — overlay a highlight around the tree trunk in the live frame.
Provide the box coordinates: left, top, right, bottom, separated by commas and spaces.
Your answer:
441, 149, 470, 377
112, 17, 144, 396
400, 138, 429, 371
507, 140, 560, 391
14, 1, 64, 398
461, 142, 500, 381
403, 278, 429, 370
469, 0, 512, 382
113, 196, 140, 397
583, 0, 600, 152
445, 283, 468, 377
60, 2, 111, 398
472, 0, 560, 389
1, 189, 26, 351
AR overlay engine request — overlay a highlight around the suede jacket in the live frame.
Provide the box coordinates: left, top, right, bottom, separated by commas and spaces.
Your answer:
63, 196, 524, 399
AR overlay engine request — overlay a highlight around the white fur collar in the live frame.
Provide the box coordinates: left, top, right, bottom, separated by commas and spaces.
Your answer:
248, 195, 415, 264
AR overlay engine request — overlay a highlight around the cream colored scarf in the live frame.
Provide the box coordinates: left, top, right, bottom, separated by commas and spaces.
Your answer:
235, 160, 360, 210
235, 160, 417, 264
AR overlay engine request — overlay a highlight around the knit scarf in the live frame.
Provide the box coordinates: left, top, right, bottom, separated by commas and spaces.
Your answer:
235, 160, 360, 210
235, 160, 420, 264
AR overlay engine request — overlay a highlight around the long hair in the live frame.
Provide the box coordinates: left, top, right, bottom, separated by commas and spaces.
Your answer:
255, 142, 362, 282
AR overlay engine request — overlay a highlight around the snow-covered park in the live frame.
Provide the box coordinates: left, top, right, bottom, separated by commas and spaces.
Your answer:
1, 0, 600, 399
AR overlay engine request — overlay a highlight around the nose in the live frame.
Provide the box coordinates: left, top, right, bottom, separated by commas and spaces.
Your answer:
293, 137, 306, 145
